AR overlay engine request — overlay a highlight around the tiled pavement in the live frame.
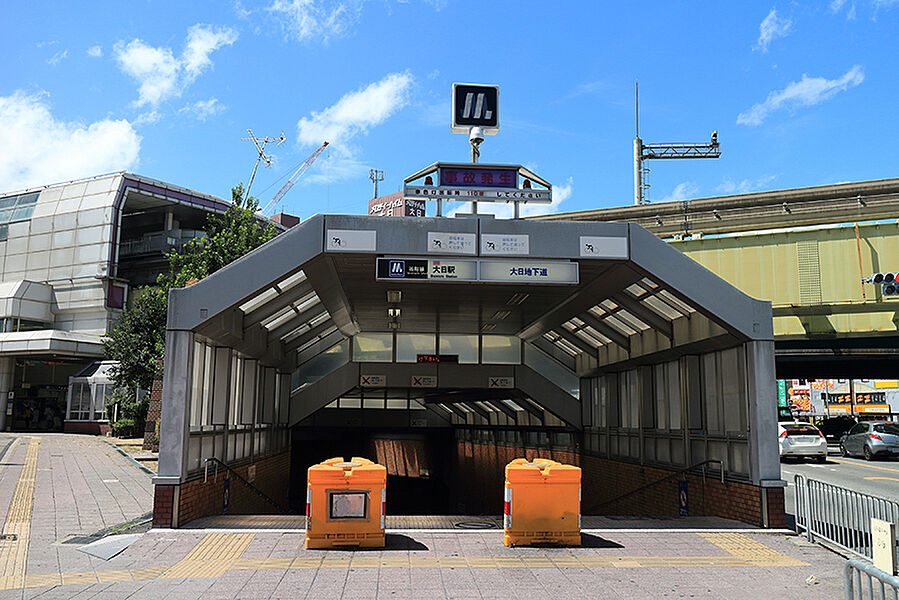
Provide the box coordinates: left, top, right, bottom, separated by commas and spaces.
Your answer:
0, 433, 848, 598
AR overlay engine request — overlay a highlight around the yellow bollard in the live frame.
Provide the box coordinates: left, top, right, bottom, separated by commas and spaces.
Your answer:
503, 458, 581, 547
305, 457, 387, 549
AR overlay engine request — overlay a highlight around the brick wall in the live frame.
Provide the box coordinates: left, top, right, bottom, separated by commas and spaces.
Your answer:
451, 440, 785, 528
152, 449, 290, 527
152, 485, 175, 527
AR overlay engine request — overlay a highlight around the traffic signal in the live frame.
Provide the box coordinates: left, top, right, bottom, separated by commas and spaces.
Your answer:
871, 273, 899, 297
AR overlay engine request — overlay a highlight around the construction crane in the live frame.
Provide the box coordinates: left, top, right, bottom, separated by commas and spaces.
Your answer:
260, 141, 329, 216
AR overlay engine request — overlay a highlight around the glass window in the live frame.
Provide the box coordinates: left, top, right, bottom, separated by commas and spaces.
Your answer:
69, 382, 91, 420
0, 224, 8, 242
339, 397, 361, 408
0, 210, 12, 223
11, 206, 34, 221
439, 334, 478, 364
874, 424, 899, 435
17, 320, 48, 332
0, 196, 16, 210
387, 397, 408, 409
481, 335, 521, 364
396, 334, 436, 362
363, 393, 384, 409
353, 333, 393, 362
93, 384, 109, 421
410, 399, 427, 411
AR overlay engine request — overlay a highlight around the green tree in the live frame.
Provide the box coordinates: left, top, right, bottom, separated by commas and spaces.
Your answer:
164, 184, 277, 288
103, 185, 278, 434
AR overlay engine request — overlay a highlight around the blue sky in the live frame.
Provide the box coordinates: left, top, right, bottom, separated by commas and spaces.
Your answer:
2, 1, 897, 219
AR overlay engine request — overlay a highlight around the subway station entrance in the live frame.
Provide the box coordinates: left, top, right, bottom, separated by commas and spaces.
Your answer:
152, 214, 785, 528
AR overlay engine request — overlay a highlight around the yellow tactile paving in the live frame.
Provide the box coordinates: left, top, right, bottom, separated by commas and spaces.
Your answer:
161, 533, 255, 579
4, 530, 810, 591
699, 532, 807, 566
0, 437, 39, 590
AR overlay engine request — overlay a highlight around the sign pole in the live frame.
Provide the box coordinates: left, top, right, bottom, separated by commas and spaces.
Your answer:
470, 127, 481, 214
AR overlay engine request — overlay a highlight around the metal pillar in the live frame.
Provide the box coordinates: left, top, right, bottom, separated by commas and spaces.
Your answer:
634, 137, 643, 206
0, 357, 11, 431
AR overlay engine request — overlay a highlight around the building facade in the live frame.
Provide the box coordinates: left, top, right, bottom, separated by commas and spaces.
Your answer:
0, 172, 281, 433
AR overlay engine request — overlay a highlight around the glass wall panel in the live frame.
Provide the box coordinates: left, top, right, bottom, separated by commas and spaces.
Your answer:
190, 342, 205, 429
703, 353, 722, 434
353, 333, 393, 362
396, 334, 436, 362
292, 340, 349, 390
666, 361, 681, 430
481, 335, 521, 364
523, 343, 579, 398
439, 334, 479, 364
721, 347, 747, 433
653, 364, 668, 430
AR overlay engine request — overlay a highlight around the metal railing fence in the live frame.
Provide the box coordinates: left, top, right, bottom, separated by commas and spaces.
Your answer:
795, 474, 899, 560
845, 559, 899, 600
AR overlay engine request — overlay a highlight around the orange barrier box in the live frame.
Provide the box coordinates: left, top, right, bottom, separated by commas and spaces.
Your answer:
503, 458, 581, 547
305, 457, 387, 549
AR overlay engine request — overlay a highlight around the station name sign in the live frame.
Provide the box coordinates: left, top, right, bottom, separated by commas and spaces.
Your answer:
376, 258, 578, 284
403, 185, 551, 203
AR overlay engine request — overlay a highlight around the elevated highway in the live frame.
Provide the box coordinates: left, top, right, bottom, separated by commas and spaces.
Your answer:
537, 178, 899, 377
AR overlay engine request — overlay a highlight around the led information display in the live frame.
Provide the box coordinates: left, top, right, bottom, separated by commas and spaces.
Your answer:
439, 167, 517, 188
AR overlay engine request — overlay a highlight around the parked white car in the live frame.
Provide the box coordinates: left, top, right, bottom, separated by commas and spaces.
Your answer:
778, 421, 827, 462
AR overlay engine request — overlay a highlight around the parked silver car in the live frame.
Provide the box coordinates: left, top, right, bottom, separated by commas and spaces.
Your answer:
839, 421, 899, 460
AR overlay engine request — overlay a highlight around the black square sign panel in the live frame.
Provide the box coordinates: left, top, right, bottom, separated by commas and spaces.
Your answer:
453, 84, 498, 129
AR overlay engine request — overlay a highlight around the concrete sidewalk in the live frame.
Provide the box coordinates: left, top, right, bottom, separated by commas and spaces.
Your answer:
0, 433, 846, 598
6, 527, 843, 599
0, 433, 153, 596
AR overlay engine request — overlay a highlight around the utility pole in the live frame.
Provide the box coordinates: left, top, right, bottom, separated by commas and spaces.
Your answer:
241, 129, 285, 200
633, 81, 721, 205
369, 169, 384, 199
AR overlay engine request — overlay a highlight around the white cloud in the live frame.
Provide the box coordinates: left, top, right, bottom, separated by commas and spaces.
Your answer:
297, 72, 413, 182
716, 175, 776, 195
446, 177, 573, 219
47, 50, 68, 66
179, 98, 225, 121
114, 40, 180, 107
756, 8, 792, 52
267, 0, 364, 42
657, 182, 699, 204
737, 65, 864, 126
87, 45, 103, 58
565, 80, 608, 100
0, 92, 140, 192
182, 25, 239, 81
830, 0, 858, 18
114, 24, 237, 108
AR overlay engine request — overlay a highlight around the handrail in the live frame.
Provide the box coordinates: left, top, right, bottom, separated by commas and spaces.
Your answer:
204, 457, 289, 513
585, 459, 725, 514
845, 559, 899, 599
